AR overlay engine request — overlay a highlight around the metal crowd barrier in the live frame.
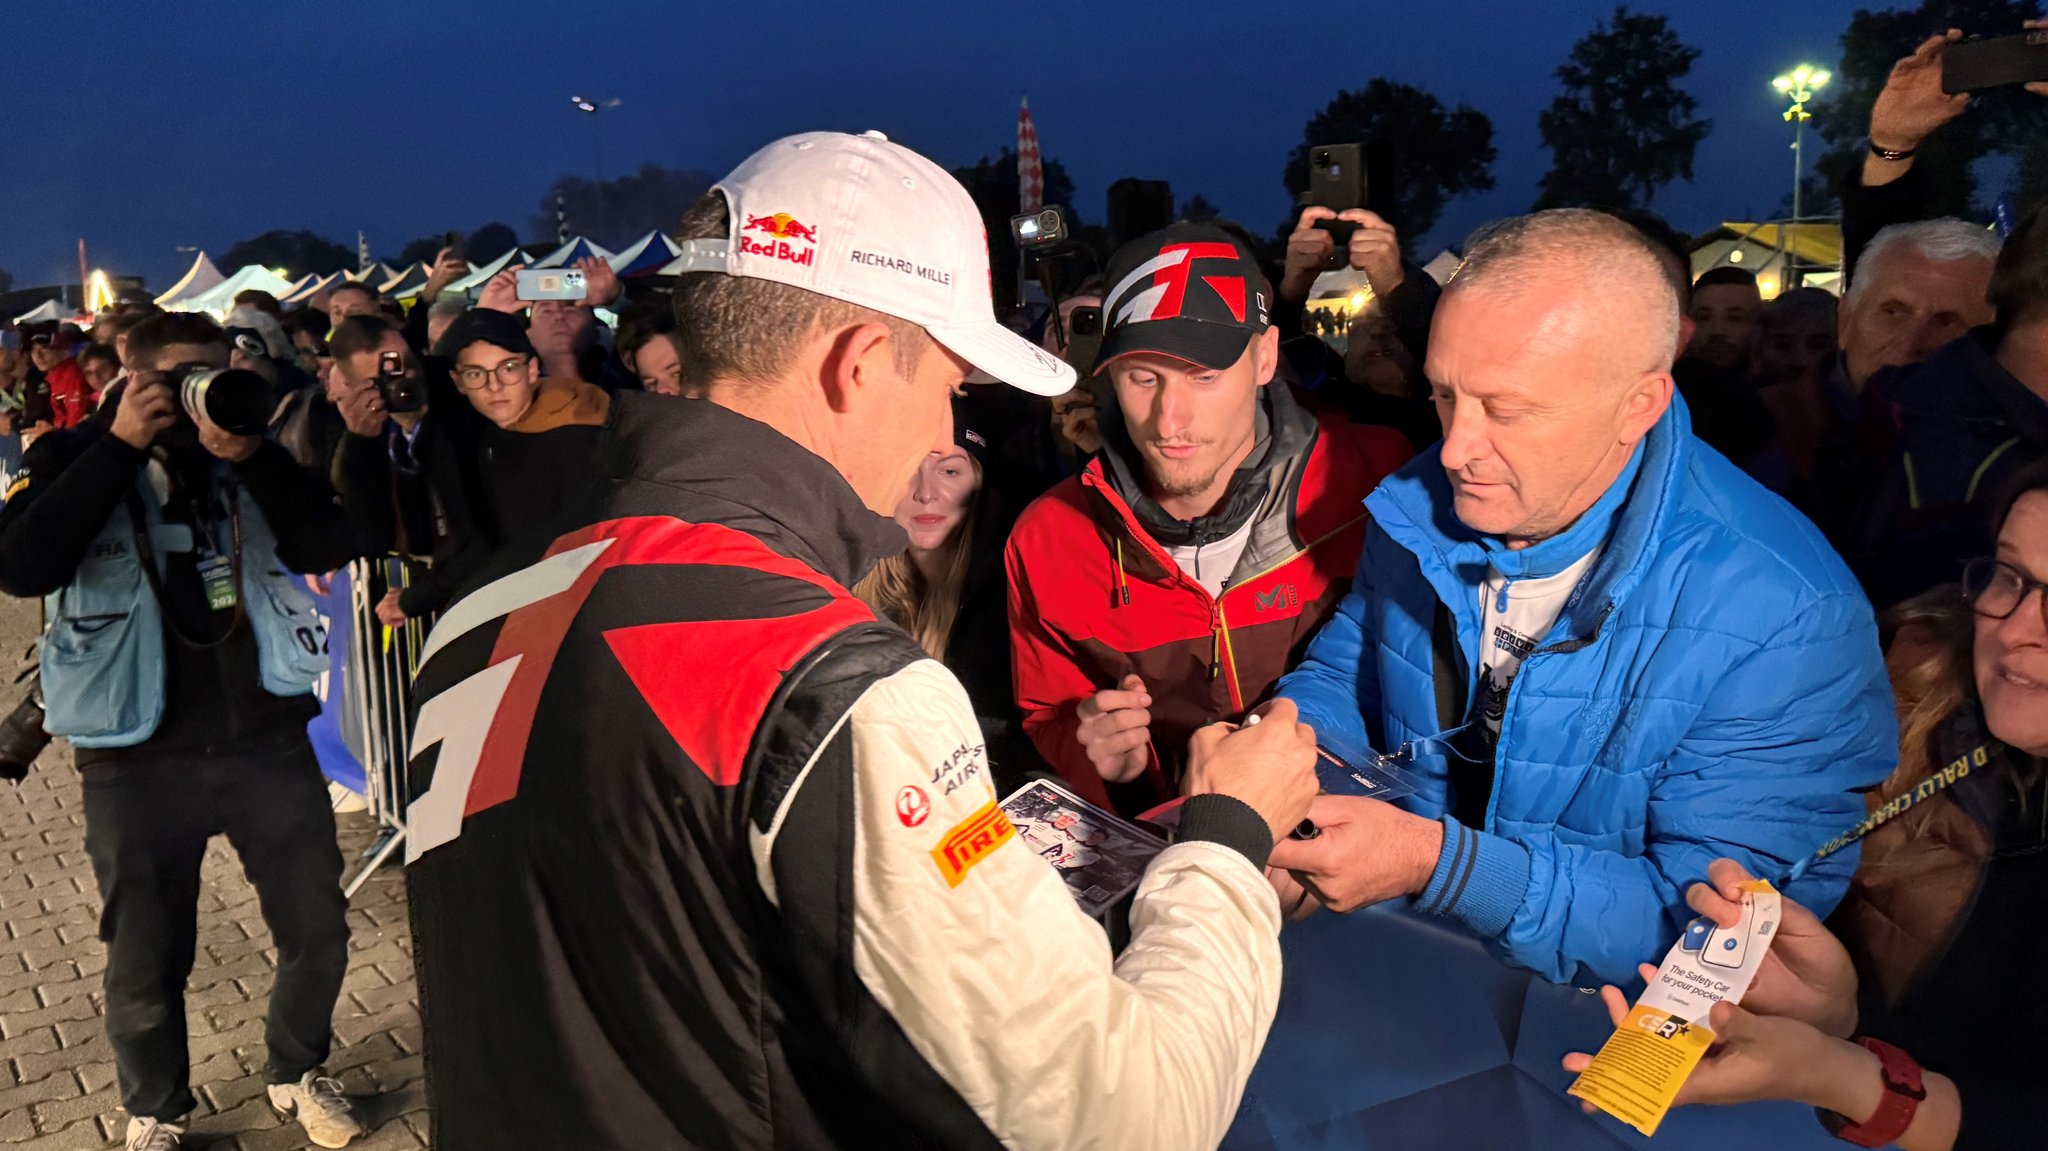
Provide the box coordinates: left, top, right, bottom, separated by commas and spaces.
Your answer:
340, 556, 432, 899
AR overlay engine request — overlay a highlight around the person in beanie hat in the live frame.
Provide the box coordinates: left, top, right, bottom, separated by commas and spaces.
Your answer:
361, 307, 612, 629
1006, 221, 1413, 816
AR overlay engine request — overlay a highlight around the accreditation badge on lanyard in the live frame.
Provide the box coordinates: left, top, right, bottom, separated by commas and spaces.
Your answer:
195, 474, 241, 613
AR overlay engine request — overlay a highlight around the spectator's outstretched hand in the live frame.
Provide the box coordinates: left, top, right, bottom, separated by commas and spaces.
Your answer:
1685, 859, 1861, 1038
1870, 30, 1970, 153
376, 589, 406, 629
574, 256, 621, 309
1562, 968, 1842, 1112
478, 265, 526, 316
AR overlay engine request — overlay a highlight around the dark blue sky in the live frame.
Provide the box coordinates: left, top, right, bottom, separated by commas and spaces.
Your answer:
3, 0, 1886, 292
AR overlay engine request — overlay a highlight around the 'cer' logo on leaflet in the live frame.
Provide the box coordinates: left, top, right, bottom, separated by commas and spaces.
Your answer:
930, 801, 1016, 888
742, 212, 819, 267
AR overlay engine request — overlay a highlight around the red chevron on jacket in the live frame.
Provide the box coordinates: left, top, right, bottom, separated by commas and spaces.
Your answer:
1006, 406, 1410, 814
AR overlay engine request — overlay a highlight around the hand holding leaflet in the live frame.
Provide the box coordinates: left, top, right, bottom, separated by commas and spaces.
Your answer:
1566, 880, 1782, 1136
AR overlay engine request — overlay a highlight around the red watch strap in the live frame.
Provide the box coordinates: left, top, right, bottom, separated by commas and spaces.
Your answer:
1826, 1038, 1925, 1148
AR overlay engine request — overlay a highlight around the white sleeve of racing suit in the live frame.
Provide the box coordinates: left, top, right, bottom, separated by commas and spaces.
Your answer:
751, 657, 1283, 1151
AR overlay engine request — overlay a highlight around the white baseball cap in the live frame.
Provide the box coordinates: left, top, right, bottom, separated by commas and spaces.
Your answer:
669, 130, 1076, 397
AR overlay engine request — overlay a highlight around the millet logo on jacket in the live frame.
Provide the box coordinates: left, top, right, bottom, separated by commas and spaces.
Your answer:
1254, 583, 1299, 613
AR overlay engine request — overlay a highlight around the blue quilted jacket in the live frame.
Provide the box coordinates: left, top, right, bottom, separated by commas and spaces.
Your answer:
1278, 397, 1896, 986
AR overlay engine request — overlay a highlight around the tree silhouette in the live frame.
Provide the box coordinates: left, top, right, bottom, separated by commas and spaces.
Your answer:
0, 267, 13, 295
466, 223, 521, 261
1179, 194, 1223, 220
950, 147, 1081, 311
220, 230, 354, 278
530, 164, 715, 251
392, 235, 454, 267
1283, 79, 1496, 247
1535, 7, 1712, 211
1805, 0, 2047, 220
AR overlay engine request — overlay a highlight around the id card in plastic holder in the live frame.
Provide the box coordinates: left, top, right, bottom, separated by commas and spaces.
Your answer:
197, 554, 238, 612
1312, 726, 1415, 802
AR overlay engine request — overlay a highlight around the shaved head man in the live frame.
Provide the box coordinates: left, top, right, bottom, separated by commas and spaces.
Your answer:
1274, 209, 1894, 986
1427, 211, 1678, 544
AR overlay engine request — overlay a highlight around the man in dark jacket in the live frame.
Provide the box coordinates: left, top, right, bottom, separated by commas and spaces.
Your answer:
1850, 201, 2048, 608
1008, 223, 1413, 815
0, 314, 364, 1150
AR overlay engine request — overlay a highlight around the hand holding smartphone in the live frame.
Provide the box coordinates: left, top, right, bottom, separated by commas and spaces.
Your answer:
515, 268, 588, 302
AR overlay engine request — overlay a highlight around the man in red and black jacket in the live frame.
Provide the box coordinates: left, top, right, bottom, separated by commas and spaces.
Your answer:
1008, 223, 1412, 816
402, 133, 1322, 1151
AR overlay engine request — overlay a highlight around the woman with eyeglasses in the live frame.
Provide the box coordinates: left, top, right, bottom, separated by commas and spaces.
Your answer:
1565, 463, 2047, 1149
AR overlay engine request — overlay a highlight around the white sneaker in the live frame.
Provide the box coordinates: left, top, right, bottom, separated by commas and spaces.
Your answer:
267, 1072, 365, 1148
124, 1117, 184, 1150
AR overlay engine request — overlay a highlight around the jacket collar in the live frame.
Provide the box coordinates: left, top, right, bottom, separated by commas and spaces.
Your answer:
1368, 392, 1691, 641
598, 393, 905, 589
1887, 329, 2048, 446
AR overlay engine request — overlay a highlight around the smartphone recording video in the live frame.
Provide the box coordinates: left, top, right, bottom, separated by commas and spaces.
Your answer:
515, 268, 588, 302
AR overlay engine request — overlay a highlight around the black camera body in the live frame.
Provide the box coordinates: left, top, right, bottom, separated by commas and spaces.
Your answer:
376, 351, 426, 414
171, 365, 272, 438
0, 667, 49, 783
1010, 206, 1070, 250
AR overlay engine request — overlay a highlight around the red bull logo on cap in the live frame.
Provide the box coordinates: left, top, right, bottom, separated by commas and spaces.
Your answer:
740, 211, 818, 266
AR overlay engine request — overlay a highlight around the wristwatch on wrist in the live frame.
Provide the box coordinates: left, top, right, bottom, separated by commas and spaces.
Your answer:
1866, 137, 1917, 162
1819, 1037, 1926, 1148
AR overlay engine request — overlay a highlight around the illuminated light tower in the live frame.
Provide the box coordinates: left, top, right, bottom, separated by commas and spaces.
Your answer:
571, 95, 623, 241
1772, 64, 1831, 226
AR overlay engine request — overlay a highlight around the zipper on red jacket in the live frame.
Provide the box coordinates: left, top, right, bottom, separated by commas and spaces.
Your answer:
1085, 466, 1360, 716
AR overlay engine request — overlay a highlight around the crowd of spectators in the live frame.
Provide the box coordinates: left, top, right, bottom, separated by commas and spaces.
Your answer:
0, 26, 2042, 1151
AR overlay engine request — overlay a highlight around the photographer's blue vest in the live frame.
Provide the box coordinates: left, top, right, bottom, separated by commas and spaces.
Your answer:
38, 467, 330, 748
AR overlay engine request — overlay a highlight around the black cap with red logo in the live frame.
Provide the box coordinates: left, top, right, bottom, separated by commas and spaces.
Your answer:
1096, 223, 1271, 371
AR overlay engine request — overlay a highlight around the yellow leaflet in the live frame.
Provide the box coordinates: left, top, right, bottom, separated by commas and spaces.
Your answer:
1569, 880, 1780, 1137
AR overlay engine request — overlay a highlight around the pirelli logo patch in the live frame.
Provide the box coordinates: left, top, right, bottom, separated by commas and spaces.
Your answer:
931, 801, 1016, 888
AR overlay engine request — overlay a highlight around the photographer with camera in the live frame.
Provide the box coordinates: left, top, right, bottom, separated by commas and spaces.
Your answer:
0, 312, 365, 1151
333, 308, 609, 629
328, 315, 484, 628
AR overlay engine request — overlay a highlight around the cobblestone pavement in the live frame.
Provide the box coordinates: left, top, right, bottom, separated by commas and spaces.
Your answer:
0, 598, 427, 1149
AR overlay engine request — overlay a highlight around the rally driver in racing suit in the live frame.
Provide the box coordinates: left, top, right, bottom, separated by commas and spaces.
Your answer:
400, 131, 1320, 1151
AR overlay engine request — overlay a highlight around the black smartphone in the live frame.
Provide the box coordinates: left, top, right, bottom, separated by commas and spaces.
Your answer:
441, 230, 465, 264
1066, 305, 1104, 376
1308, 143, 1366, 247
1943, 29, 2048, 93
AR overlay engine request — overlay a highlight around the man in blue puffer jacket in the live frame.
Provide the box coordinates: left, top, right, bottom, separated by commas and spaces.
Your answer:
1271, 210, 1896, 987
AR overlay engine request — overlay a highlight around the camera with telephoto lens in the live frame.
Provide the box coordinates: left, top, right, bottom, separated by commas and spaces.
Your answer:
375, 350, 425, 414
169, 364, 272, 437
